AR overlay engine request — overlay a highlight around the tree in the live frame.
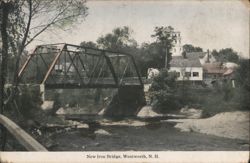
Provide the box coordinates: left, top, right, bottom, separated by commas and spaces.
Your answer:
136, 26, 176, 74
212, 48, 239, 63
96, 26, 138, 52
151, 26, 176, 69
183, 44, 203, 53
138, 42, 165, 73
0, 0, 88, 150
0, 0, 88, 111
235, 59, 250, 110
96, 26, 140, 76
80, 41, 98, 49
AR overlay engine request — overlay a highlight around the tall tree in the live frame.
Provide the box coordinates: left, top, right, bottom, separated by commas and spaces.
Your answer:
151, 26, 176, 69
138, 42, 165, 72
0, 0, 88, 151
235, 59, 250, 110
0, 0, 88, 111
97, 26, 137, 52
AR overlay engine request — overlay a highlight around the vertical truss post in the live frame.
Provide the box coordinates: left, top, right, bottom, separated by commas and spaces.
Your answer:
130, 55, 143, 86
103, 51, 119, 87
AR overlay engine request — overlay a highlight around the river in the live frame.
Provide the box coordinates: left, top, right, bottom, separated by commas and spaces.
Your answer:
44, 116, 249, 151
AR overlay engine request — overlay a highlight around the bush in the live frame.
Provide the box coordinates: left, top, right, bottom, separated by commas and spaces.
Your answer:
234, 59, 250, 110
17, 86, 42, 119
149, 69, 180, 113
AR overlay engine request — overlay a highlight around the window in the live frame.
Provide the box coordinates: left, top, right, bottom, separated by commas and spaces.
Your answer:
185, 72, 191, 77
193, 72, 199, 77
176, 72, 180, 77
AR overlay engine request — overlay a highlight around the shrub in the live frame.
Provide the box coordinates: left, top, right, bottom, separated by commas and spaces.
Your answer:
234, 59, 250, 110
149, 69, 180, 113
17, 86, 42, 119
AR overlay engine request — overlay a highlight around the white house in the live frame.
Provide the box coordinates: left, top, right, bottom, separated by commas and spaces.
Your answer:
167, 31, 203, 81
169, 54, 203, 81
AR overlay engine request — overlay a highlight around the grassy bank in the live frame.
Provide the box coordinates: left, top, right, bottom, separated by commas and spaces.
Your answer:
185, 87, 246, 116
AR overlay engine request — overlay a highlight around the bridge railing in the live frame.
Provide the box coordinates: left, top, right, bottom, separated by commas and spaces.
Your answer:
0, 114, 47, 151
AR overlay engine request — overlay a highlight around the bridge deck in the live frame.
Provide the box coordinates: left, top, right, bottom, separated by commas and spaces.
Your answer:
45, 83, 143, 89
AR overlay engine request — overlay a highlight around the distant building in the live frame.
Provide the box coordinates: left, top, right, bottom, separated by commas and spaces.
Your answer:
169, 53, 203, 81
170, 31, 183, 57
166, 31, 237, 87
168, 32, 203, 81
203, 62, 226, 79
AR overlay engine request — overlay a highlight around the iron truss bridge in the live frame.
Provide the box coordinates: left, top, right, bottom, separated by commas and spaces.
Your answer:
18, 43, 143, 89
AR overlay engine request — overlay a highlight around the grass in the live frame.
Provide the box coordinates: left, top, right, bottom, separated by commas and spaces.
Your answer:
183, 87, 248, 116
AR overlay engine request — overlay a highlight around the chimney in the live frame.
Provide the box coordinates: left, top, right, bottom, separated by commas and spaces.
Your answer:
206, 49, 210, 63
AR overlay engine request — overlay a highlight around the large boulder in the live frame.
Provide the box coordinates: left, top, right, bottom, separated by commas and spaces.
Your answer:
56, 107, 66, 115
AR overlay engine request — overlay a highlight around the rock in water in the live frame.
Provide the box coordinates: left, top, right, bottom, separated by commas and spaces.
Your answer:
94, 129, 111, 136
137, 106, 162, 118
180, 106, 205, 119
56, 107, 66, 115
41, 101, 54, 111
98, 108, 105, 116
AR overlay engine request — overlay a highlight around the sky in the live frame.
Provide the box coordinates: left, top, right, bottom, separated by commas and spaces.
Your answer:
28, 0, 249, 58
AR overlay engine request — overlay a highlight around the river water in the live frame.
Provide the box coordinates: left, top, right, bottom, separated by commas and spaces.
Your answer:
45, 116, 249, 151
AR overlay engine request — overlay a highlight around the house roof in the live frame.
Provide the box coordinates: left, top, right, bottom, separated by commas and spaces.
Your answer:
186, 52, 207, 59
170, 53, 203, 67
223, 68, 234, 76
203, 62, 226, 74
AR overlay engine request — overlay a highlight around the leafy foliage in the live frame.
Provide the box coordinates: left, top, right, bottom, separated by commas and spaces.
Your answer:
80, 41, 98, 49
234, 59, 250, 110
211, 48, 239, 63
78, 26, 176, 76
151, 26, 176, 69
97, 26, 137, 51
149, 69, 180, 112
17, 86, 42, 119
139, 42, 166, 71
0, 0, 88, 115
183, 44, 203, 52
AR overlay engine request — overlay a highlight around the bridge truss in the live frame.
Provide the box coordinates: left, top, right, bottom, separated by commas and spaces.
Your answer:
18, 43, 143, 89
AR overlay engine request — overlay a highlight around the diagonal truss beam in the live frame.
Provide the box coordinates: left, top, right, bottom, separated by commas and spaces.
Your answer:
18, 46, 39, 79
42, 44, 66, 84
66, 51, 84, 85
